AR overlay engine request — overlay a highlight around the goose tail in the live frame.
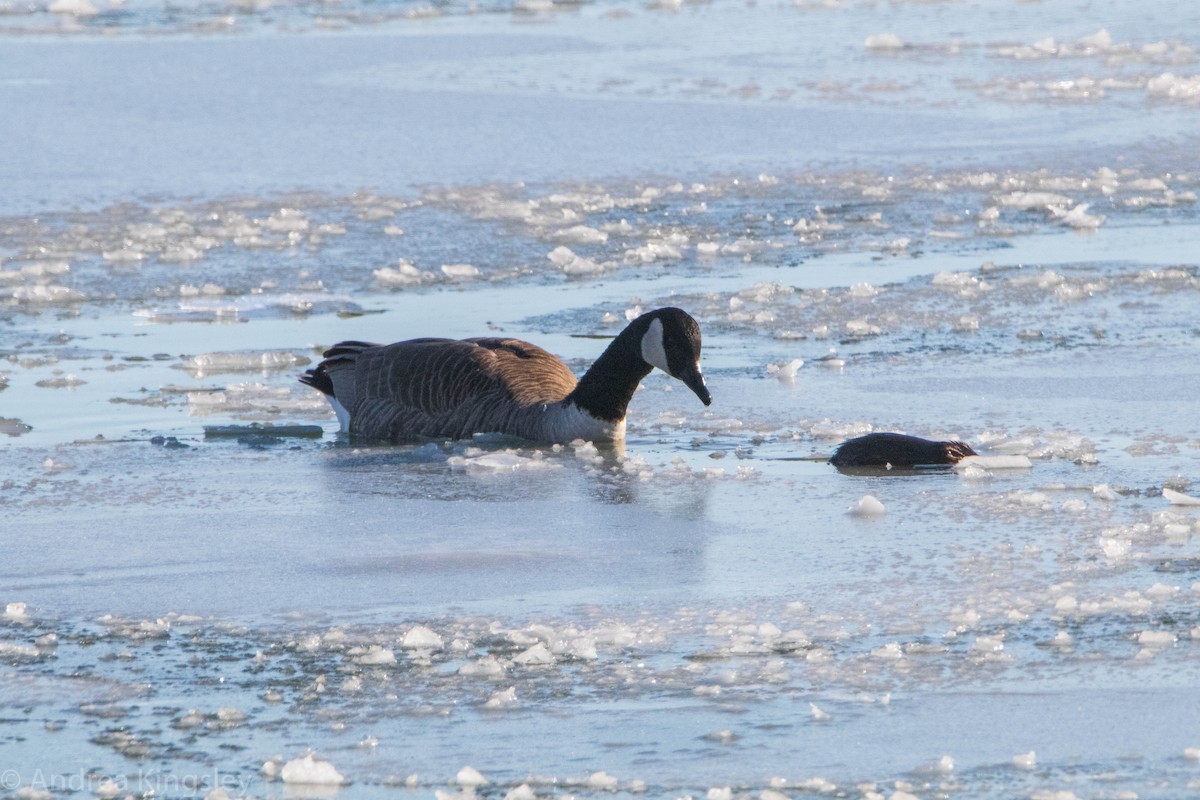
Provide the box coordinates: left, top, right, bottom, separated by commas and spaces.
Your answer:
298, 367, 334, 396
299, 340, 379, 397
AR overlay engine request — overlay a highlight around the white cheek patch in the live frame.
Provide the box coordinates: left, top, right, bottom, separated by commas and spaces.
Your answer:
640, 317, 671, 375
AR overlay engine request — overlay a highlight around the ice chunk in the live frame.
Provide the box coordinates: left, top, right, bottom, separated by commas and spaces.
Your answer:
1136, 630, 1176, 647
624, 240, 683, 263
93, 780, 123, 799
996, 191, 1072, 210
456, 766, 488, 786
1078, 29, 1111, 49
865, 33, 905, 50
809, 702, 830, 721
955, 455, 1032, 470
505, 786, 537, 800
1012, 751, 1036, 769
280, 753, 346, 786
845, 319, 881, 336
11, 285, 85, 304
1147, 72, 1200, 101
548, 246, 607, 275
356, 646, 397, 664
1049, 203, 1105, 229
932, 271, 976, 288
175, 710, 204, 729
4, 602, 29, 621
102, 247, 146, 262
551, 225, 608, 244
768, 359, 806, 381
972, 636, 1003, 654
375, 260, 435, 286
871, 642, 903, 659
847, 495, 885, 517
189, 383, 328, 417
34, 374, 85, 389
217, 707, 246, 726
586, 772, 618, 790
1146, 582, 1179, 600
448, 452, 558, 472
180, 351, 309, 374
459, 656, 506, 677
1054, 596, 1078, 613
1092, 484, 1119, 501
441, 263, 480, 280
816, 350, 845, 369
402, 625, 443, 650
920, 755, 954, 774
17, 260, 70, 278
512, 642, 555, 666
483, 687, 518, 708
263, 208, 309, 232
0, 642, 39, 659
1163, 487, 1200, 506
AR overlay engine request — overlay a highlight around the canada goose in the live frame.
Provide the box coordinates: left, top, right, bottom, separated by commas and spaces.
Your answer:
830, 432, 976, 469
300, 307, 712, 443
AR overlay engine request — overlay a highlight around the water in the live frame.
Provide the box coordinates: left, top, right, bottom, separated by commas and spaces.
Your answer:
4, 0, 1200, 797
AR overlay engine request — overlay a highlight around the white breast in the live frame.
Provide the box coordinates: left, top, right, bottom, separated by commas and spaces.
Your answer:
540, 402, 624, 443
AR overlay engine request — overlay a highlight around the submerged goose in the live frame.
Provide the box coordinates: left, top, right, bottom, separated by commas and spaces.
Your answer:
830, 432, 976, 469
300, 307, 712, 443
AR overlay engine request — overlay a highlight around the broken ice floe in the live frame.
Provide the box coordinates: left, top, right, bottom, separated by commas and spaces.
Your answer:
280, 753, 347, 786
547, 246, 609, 276
766, 359, 804, 382
1162, 487, 1200, 506
847, 495, 885, 516
448, 450, 561, 473
375, 259, 436, 286
187, 383, 329, 417
864, 33, 906, 51
136, 293, 363, 323
178, 350, 311, 376
955, 455, 1033, 471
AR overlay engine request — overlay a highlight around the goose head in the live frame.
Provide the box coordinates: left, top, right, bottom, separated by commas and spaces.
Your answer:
635, 307, 712, 406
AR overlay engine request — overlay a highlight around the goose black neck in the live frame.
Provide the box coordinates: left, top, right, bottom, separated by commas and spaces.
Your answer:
566, 322, 653, 423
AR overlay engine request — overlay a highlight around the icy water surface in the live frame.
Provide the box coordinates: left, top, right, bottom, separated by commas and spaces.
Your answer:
5, 0, 1200, 798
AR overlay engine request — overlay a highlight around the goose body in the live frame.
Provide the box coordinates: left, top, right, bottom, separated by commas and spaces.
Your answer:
300, 307, 711, 444
830, 432, 976, 469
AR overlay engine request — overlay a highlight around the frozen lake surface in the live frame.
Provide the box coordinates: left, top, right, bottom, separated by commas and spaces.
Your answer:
4, 0, 1200, 797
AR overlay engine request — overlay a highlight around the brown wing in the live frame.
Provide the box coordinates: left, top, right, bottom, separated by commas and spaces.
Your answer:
461, 337, 579, 407
319, 336, 579, 441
